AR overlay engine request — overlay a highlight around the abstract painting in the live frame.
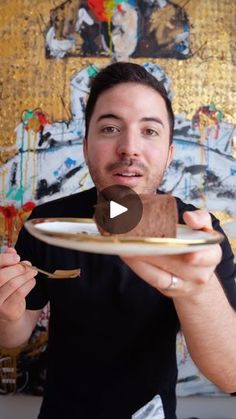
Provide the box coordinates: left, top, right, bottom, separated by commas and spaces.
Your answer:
46, 0, 191, 60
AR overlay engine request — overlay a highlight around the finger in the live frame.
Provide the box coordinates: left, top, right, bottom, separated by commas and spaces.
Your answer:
6, 277, 36, 301
122, 256, 173, 289
122, 256, 214, 297
123, 244, 222, 270
1, 278, 36, 321
0, 252, 20, 268
121, 251, 219, 288
122, 256, 191, 296
0, 268, 37, 305
0, 262, 36, 288
20, 260, 32, 267
182, 245, 222, 267
4, 247, 17, 255
183, 210, 213, 230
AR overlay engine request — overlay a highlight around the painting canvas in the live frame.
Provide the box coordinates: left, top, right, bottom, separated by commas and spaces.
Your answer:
46, 0, 191, 61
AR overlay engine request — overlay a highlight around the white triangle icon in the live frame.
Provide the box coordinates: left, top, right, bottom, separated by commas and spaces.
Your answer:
110, 200, 128, 219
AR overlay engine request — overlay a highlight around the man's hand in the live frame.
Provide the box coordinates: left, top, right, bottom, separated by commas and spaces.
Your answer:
122, 211, 236, 392
0, 247, 37, 322
120, 210, 222, 298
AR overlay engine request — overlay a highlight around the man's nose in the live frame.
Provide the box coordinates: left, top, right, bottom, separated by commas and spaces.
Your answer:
116, 130, 142, 157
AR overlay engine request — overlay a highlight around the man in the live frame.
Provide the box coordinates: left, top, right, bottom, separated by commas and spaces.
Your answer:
0, 62, 236, 419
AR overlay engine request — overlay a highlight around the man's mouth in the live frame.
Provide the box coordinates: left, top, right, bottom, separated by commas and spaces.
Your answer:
114, 172, 142, 177
112, 167, 144, 178
107, 158, 146, 179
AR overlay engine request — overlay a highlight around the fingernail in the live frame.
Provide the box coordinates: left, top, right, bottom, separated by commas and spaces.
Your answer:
12, 254, 20, 262
21, 260, 32, 266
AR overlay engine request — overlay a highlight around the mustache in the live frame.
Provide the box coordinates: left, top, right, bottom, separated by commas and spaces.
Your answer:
106, 158, 147, 172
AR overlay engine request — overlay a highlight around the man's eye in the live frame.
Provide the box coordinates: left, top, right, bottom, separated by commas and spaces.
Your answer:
144, 128, 159, 136
102, 126, 119, 134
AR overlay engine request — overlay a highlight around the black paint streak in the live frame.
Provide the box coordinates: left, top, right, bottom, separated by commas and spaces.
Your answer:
38, 131, 51, 147
35, 164, 83, 200
10, 162, 17, 186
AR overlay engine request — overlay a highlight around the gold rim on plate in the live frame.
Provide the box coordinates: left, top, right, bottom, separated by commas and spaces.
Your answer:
25, 218, 224, 248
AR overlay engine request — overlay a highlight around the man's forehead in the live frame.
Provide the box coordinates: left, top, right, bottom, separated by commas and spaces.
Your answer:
93, 84, 167, 110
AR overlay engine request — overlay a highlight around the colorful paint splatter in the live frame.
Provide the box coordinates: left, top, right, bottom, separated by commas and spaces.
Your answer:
45, 0, 191, 60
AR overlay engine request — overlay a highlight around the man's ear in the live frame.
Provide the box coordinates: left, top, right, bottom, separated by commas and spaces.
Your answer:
83, 137, 88, 164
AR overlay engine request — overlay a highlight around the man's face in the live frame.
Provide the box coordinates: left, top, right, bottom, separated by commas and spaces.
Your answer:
83, 82, 173, 194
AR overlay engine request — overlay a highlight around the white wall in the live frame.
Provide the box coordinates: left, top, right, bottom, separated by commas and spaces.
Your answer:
177, 396, 236, 419
0, 395, 236, 419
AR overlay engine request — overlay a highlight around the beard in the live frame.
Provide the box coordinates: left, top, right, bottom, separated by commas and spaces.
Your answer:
86, 157, 167, 195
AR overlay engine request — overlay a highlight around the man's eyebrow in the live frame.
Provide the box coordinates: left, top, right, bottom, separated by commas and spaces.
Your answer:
97, 113, 121, 122
141, 117, 164, 127
97, 114, 165, 127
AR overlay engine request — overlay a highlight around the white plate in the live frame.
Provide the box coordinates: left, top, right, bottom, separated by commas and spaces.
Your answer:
24, 218, 224, 255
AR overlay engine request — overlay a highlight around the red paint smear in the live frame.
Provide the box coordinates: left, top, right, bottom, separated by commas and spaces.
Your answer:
88, 0, 109, 22
117, 4, 124, 13
0, 205, 18, 247
21, 202, 36, 213
0, 202, 36, 247
35, 110, 50, 129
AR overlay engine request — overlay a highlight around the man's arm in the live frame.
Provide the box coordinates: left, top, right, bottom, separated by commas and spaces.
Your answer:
121, 210, 236, 392
0, 248, 41, 348
173, 270, 236, 392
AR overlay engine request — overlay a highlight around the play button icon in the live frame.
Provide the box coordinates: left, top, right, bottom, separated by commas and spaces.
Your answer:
110, 201, 128, 219
94, 185, 143, 234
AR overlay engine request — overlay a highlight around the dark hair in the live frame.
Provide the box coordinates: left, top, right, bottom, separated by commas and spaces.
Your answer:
85, 62, 174, 144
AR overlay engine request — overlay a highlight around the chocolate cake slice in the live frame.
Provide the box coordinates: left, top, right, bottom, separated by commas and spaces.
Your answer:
127, 194, 178, 238
95, 193, 178, 238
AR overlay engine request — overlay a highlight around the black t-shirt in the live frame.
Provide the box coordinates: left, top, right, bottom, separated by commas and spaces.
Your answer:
15, 188, 236, 419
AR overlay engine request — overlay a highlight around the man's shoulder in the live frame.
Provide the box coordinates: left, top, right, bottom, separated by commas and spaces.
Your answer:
31, 187, 97, 218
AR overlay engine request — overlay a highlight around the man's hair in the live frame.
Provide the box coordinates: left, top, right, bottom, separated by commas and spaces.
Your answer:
85, 62, 174, 144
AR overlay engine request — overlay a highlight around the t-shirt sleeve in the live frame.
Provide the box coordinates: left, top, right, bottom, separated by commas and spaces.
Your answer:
15, 208, 49, 310
176, 197, 236, 310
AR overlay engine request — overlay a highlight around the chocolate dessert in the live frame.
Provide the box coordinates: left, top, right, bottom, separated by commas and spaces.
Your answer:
95, 193, 178, 238
127, 194, 178, 238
